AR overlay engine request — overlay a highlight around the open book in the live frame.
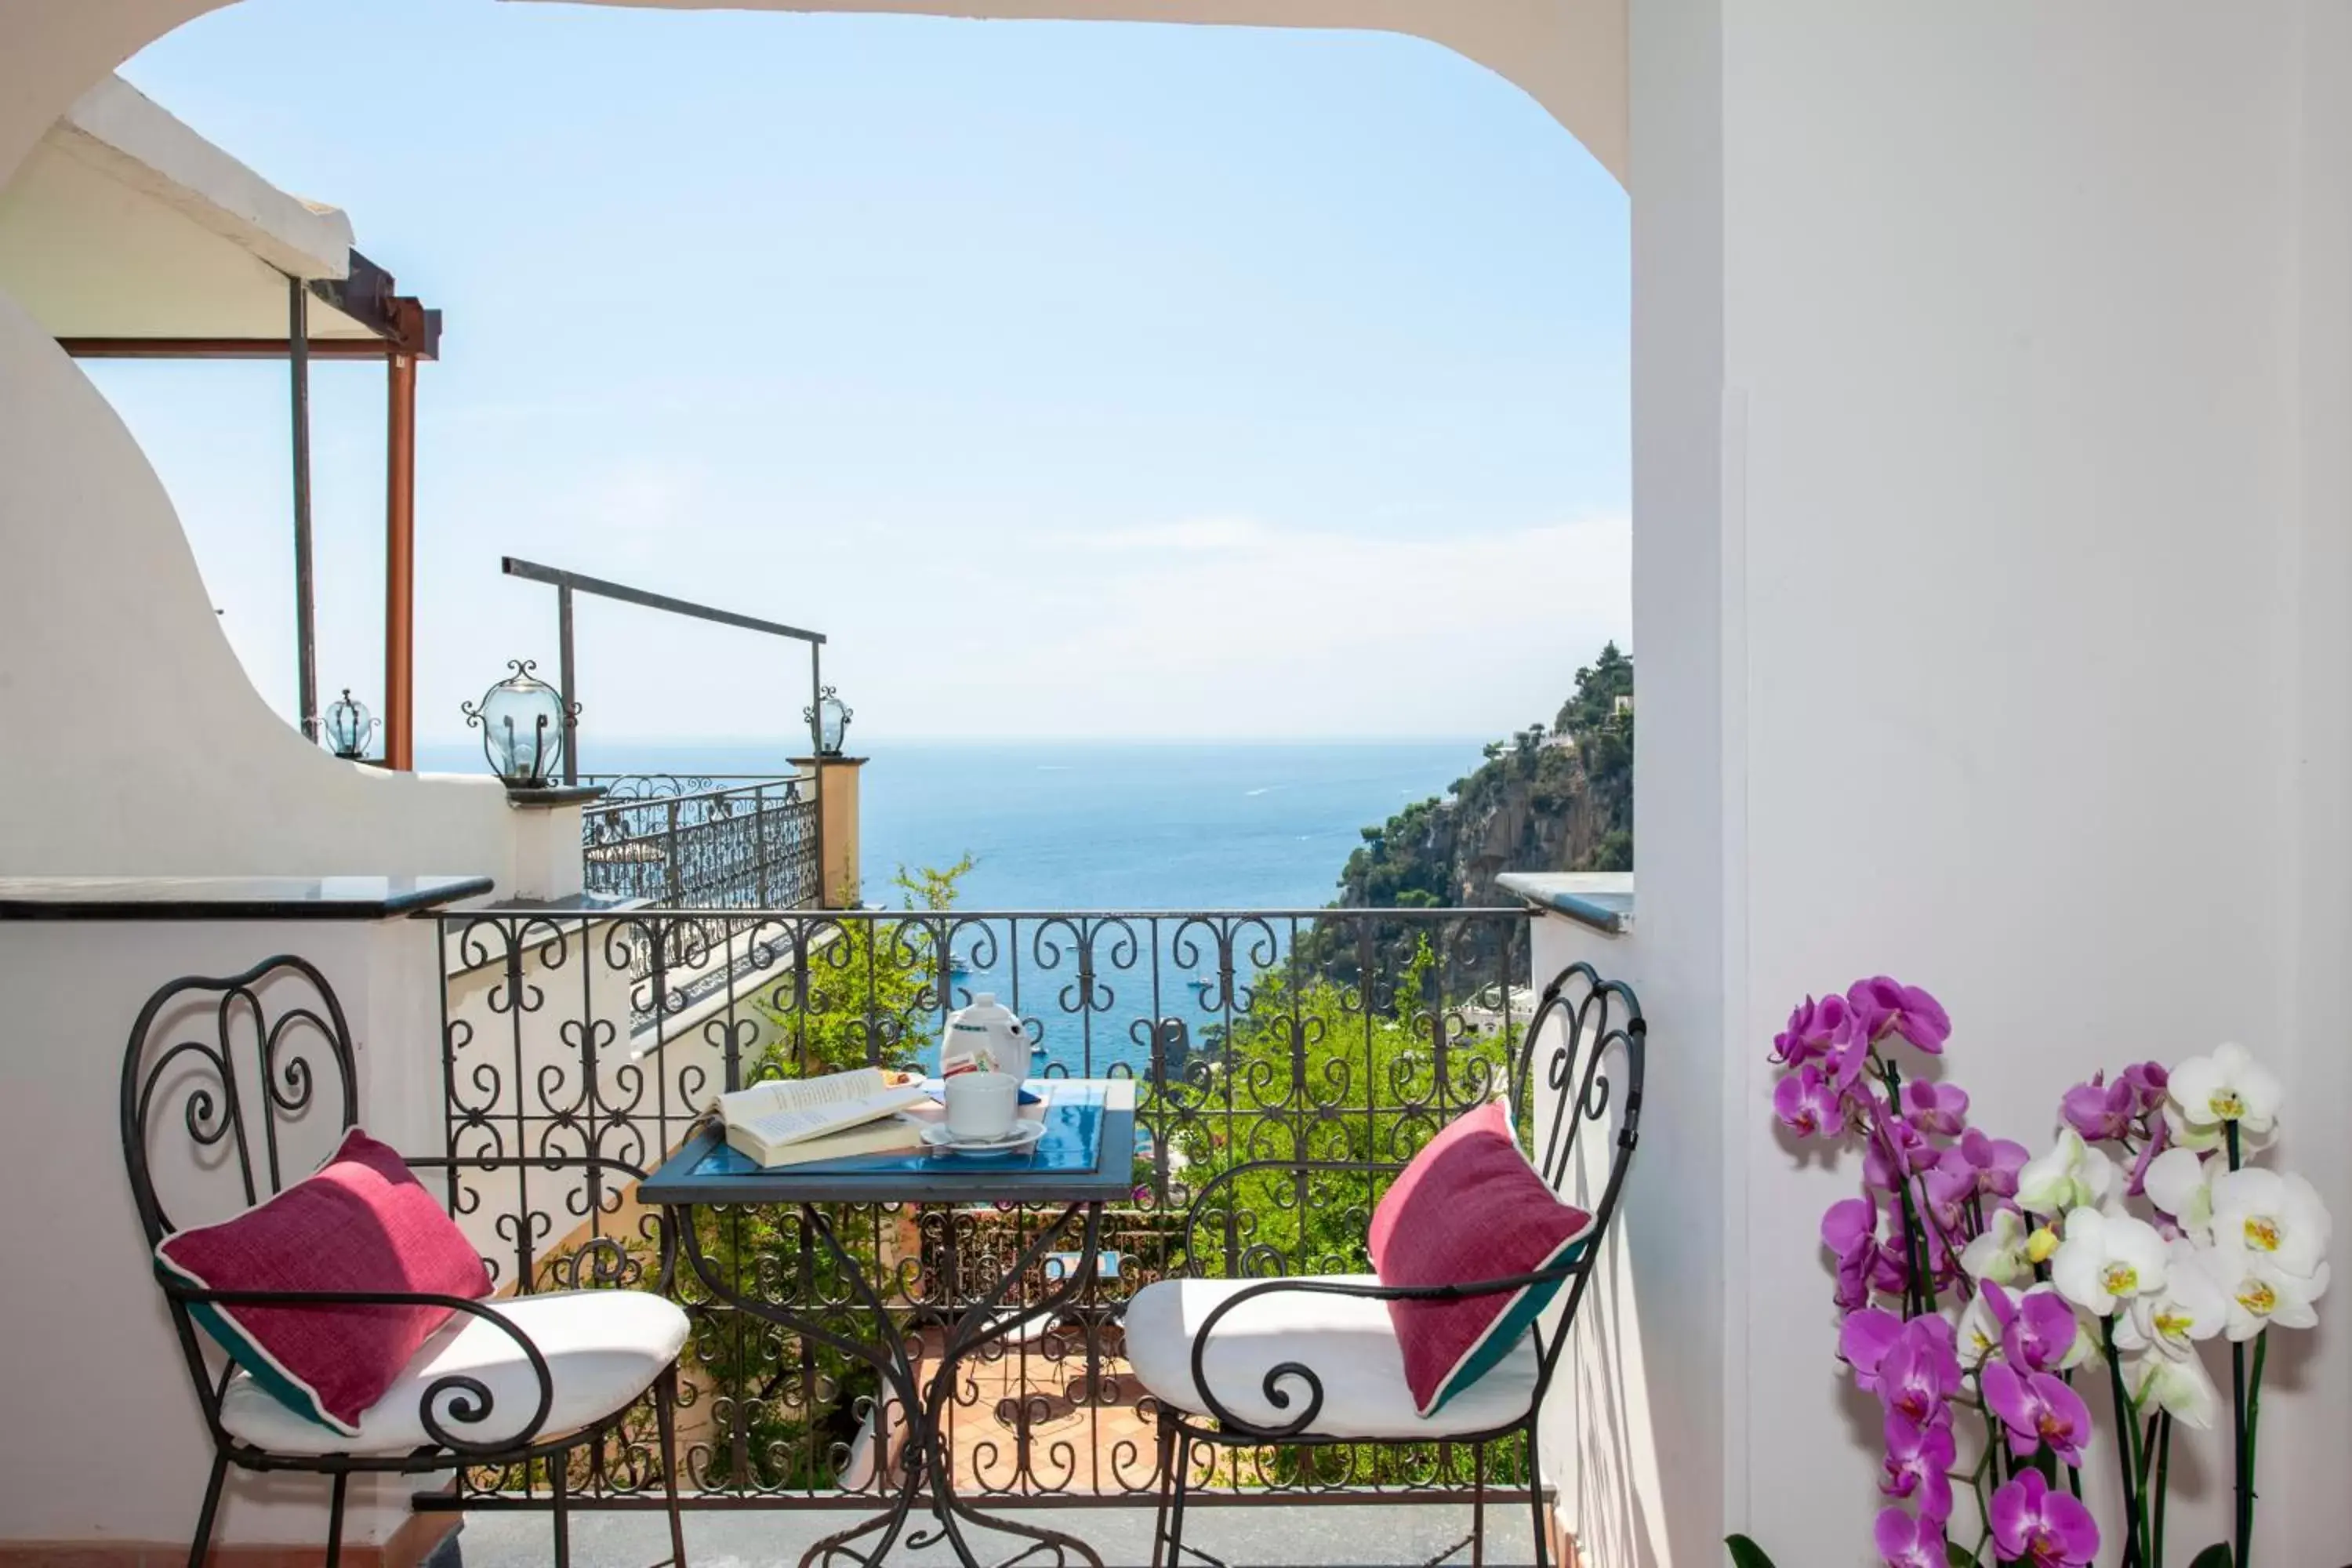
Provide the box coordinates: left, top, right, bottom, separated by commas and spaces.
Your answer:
713, 1068, 929, 1168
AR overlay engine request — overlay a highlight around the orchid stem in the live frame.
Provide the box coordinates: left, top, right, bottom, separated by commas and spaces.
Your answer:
2239, 1330, 2267, 1568
2102, 1317, 2143, 1568
2151, 1413, 2171, 1568
1875, 1058, 1933, 1312
2226, 1123, 2251, 1568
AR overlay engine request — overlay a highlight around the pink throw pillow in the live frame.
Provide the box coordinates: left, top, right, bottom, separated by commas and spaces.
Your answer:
154, 1127, 493, 1436
1369, 1100, 1594, 1417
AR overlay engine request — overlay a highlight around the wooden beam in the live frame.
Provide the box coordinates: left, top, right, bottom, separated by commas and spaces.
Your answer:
56, 249, 437, 361
58, 336, 419, 361
384, 350, 418, 771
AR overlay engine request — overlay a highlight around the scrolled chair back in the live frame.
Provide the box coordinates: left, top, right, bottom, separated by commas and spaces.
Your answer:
119, 954, 361, 1250
1508, 960, 1646, 1392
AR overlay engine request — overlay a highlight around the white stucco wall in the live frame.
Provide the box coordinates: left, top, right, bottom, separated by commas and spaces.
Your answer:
1700, 5, 2352, 1563
0, 920, 451, 1550
0, 281, 524, 883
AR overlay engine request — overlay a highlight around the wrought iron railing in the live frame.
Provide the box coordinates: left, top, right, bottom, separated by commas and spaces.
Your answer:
579, 774, 819, 910
430, 903, 1542, 1516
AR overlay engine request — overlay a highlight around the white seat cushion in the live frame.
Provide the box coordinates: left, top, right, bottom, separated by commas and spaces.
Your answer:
220, 1289, 688, 1457
1123, 1276, 1539, 1439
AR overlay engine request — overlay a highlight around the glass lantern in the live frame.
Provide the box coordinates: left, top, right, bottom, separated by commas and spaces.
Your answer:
321, 688, 376, 760
804, 685, 853, 756
462, 660, 572, 787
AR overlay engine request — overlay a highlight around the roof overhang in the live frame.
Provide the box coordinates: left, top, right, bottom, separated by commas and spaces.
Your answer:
0, 74, 437, 358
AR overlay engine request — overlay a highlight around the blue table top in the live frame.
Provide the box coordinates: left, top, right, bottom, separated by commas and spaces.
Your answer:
639, 1079, 1140, 1207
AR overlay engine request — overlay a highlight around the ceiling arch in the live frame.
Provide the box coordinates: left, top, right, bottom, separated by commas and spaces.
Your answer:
536, 0, 1628, 182
0, 0, 1624, 192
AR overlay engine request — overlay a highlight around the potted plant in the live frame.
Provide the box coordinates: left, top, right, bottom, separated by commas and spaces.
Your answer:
1730, 979, 2326, 1568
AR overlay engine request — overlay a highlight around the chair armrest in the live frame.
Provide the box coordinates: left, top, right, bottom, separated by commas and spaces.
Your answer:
1186, 1263, 1581, 1440
166, 1285, 555, 1455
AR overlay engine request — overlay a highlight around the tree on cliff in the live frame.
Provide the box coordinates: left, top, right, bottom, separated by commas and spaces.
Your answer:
1310, 644, 1632, 987
1333, 642, 1633, 909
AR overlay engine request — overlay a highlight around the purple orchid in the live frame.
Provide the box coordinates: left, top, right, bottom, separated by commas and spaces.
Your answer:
1840, 1307, 1904, 1392
1760, 985, 2199, 1568
2121, 1059, 2169, 1115
1847, 976, 1951, 1055
1988, 1283, 2084, 1374
1943, 1127, 2027, 1201
1875, 1508, 1945, 1568
1773, 1065, 1845, 1138
1863, 1116, 1940, 1191
1879, 1410, 1955, 1524
1823, 1002, 1875, 1088
1991, 1471, 2100, 1567
1824, 1197, 1882, 1311
1983, 1361, 2093, 1466
1902, 1078, 1969, 1136
1921, 1162, 1975, 1238
1875, 1315, 1962, 1428
1773, 993, 1863, 1071
2061, 1072, 2135, 1142
1772, 995, 1830, 1065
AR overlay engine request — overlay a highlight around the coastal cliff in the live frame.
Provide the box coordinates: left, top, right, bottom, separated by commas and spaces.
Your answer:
1331, 643, 1632, 911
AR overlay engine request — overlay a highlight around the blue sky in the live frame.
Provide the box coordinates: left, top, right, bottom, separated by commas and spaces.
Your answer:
96, 0, 1628, 742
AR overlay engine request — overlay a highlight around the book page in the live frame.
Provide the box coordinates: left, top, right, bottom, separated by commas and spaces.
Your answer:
718, 1069, 924, 1146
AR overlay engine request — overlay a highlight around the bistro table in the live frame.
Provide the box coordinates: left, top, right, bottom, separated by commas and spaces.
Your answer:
639, 1078, 1138, 1568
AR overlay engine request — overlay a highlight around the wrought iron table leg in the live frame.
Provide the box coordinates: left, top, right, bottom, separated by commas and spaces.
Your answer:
915, 1202, 1109, 1568
673, 1203, 932, 1568
672, 1198, 1110, 1568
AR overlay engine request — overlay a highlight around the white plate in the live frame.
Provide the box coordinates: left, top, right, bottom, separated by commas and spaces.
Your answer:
920, 1119, 1047, 1158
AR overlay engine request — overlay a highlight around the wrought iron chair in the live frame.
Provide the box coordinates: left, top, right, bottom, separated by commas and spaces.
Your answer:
120, 954, 690, 1568
1126, 961, 1645, 1568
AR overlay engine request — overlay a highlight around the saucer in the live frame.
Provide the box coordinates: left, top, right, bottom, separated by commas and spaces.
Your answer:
920, 1120, 1047, 1158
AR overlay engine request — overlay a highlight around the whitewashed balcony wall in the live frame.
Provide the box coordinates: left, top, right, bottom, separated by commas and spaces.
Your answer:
0, 918, 450, 1552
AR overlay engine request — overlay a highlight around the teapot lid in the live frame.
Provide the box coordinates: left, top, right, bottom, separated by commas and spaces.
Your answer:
953, 993, 1017, 1022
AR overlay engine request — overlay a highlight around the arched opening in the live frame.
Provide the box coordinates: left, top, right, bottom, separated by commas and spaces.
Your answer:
0, 7, 1652, 1566
2, 0, 1630, 892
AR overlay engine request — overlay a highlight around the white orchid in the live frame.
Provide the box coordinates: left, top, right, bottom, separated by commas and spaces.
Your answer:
2198, 1238, 2329, 1340
2052, 1206, 2170, 1317
2164, 1042, 2282, 1152
2143, 1146, 2219, 1240
2018, 1129, 2121, 1218
2114, 1239, 2230, 1359
2125, 1345, 2223, 1429
2208, 1167, 2331, 1279
1954, 1290, 2003, 1369
1961, 1207, 2031, 1286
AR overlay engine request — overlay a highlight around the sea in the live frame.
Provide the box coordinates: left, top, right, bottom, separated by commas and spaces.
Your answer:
419, 738, 1483, 910
416, 738, 1489, 1073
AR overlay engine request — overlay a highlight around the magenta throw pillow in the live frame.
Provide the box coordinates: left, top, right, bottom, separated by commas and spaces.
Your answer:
1369, 1100, 1594, 1417
154, 1127, 492, 1436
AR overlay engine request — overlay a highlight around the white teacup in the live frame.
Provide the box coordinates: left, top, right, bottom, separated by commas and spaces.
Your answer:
944, 1072, 1020, 1141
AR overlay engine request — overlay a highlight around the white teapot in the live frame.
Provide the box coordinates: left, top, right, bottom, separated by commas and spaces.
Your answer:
942, 993, 1031, 1077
